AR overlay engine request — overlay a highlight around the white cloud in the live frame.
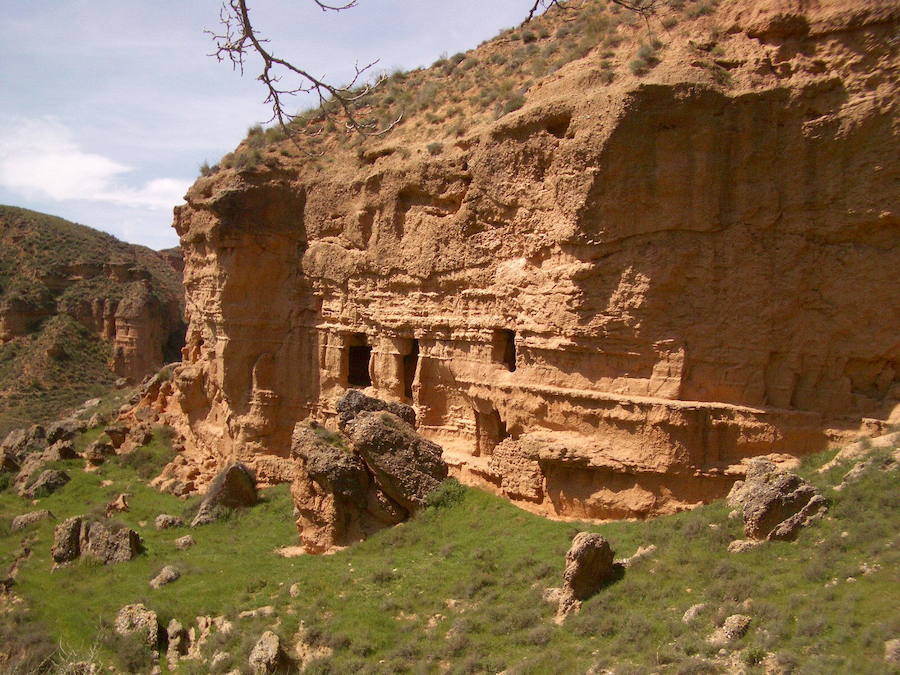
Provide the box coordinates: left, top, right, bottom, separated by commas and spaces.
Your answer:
0, 117, 190, 209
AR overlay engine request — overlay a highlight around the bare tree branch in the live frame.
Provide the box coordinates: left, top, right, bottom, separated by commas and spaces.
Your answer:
207, 0, 400, 136
211, 0, 663, 139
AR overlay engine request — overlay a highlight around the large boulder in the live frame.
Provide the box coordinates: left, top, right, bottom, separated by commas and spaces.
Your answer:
50, 516, 142, 565
191, 462, 257, 527
80, 521, 142, 564
291, 423, 401, 553
103, 423, 130, 449
82, 439, 115, 466
555, 532, 616, 619
346, 411, 447, 511
1, 425, 46, 462
22, 469, 70, 499
727, 460, 828, 541
336, 390, 415, 430
43, 440, 78, 462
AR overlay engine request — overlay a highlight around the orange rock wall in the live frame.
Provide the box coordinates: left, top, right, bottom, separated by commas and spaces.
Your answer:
159, 0, 899, 519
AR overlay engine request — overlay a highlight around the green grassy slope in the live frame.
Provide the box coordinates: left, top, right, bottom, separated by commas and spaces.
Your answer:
1, 422, 897, 674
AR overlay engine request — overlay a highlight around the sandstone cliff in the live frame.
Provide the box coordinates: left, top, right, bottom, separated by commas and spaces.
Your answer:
153, 0, 898, 521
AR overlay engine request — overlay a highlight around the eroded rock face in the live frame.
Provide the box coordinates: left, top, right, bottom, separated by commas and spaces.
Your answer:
291, 404, 447, 553
149, 0, 898, 522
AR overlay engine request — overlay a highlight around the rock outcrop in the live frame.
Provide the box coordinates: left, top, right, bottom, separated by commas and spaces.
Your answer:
114, 604, 159, 648
291, 397, 447, 553
551, 532, 616, 620
727, 460, 828, 541
144, 0, 898, 523
51, 516, 142, 565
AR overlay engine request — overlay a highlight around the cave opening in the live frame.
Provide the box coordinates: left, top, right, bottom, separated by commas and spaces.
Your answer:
475, 405, 510, 456
402, 339, 420, 401
347, 334, 372, 388
493, 329, 517, 372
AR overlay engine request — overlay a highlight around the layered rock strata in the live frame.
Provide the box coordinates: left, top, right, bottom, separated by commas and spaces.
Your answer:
150, 0, 898, 522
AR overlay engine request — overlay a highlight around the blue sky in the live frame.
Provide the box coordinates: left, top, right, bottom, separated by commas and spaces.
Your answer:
0, 1, 537, 249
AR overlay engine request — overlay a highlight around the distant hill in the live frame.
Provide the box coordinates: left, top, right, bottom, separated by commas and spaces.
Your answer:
0, 205, 184, 435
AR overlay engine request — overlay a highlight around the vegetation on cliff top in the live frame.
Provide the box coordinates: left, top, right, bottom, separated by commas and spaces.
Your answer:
1, 417, 897, 673
206, 0, 725, 176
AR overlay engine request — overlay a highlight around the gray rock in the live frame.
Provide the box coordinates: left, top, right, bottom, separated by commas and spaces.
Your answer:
150, 565, 180, 589
336, 389, 416, 430
346, 411, 447, 511
43, 440, 77, 462
46, 419, 82, 445
81, 520, 142, 564
114, 603, 159, 647
191, 463, 257, 527
174, 535, 195, 550
248, 631, 285, 674
727, 460, 828, 541
23, 469, 70, 498
51, 516, 84, 563
155, 514, 184, 530
11, 509, 54, 531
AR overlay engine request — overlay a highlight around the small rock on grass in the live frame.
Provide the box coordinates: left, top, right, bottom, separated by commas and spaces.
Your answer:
708, 614, 752, 645
11, 510, 54, 531
150, 565, 181, 589
175, 535, 195, 550
155, 514, 184, 530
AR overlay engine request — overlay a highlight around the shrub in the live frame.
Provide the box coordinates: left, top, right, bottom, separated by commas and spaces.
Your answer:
0, 471, 11, 492
199, 161, 213, 177
425, 478, 466, 509
426, 142, 443, 156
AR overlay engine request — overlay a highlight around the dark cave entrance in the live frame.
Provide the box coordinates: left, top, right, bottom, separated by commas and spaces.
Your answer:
493, 329, 517, 372
402, 339, 420, 401
347, 334, 372, 388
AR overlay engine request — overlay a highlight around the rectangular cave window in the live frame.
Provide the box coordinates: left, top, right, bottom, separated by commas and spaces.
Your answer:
493, 329, 517, 372
347, 334, 372, 388
402, 339, 420, 401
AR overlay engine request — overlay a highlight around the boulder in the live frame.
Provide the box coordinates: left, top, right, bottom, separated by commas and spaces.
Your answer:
555, 532, 616, 619
51, 516, 84, 563
83, 439, 115, 466
346, 411, 447, 511
155, 514, 184, 530
174, 535, 195, 550
150, 565, 180, 589
1, 447, 19, 473
191, 462, 257, 527
43, 440, 77, 462
885, 638, 900, 665
104, 423, 130, 449
336, 390, 416, 430
1, 425, 46, 462
248, 631, 286, 674
80, 521, 142, 564
46, 419, 82, 445
22, 469, 70, 499
51, 516, 141, 565
10, 509, 54, 531
115, 604, 159, 648
727, 460, 828, 541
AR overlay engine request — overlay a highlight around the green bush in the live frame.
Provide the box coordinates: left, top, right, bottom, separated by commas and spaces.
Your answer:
426, 142, 444, 156
425, 478, 466, 509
